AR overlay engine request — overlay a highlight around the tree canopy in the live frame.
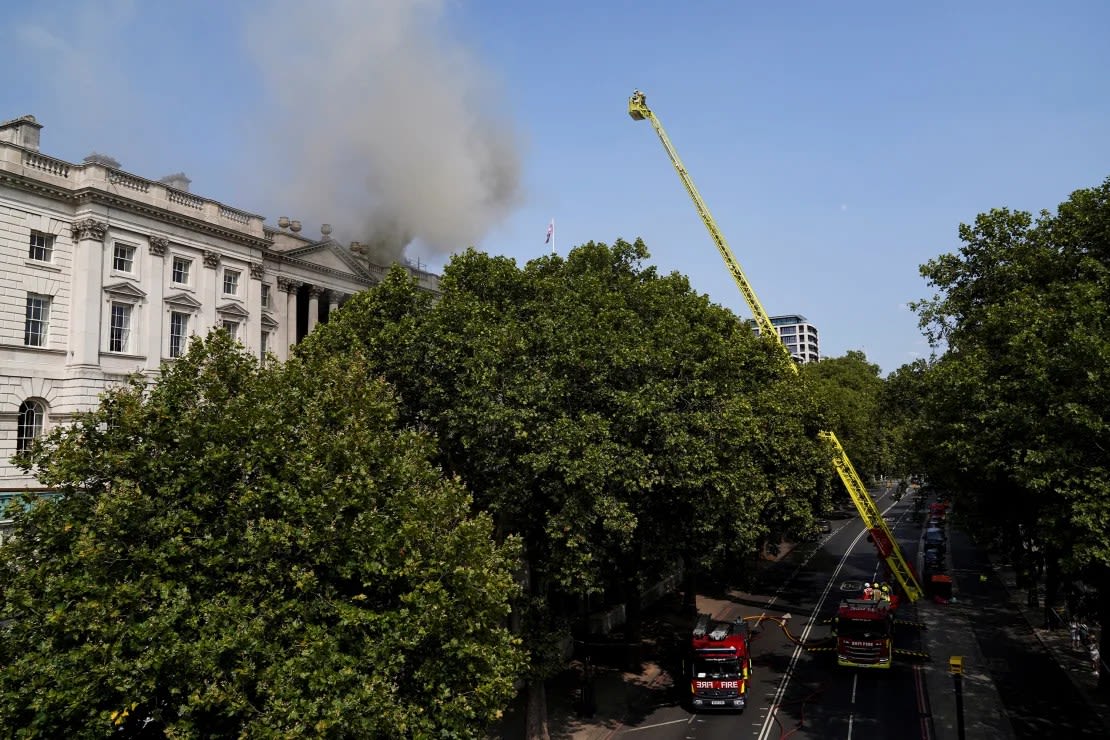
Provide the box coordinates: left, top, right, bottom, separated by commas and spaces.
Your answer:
1, 332, 523, 738
802, 350, 885, 482
299, 240, 827, 667
910, 178, 1110, 671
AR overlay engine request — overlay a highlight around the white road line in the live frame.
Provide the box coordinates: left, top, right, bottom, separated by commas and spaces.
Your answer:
848, 673, 859, 738
756, 499, 902, 740
616, 718, 690, 733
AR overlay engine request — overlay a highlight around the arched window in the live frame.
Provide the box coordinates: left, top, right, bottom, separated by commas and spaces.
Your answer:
17, 399, 45, 452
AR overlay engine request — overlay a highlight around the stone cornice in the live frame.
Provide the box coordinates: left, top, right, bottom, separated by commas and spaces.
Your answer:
103, 281, 148, 300
0, 168, 268, 250
72, 187, 271, 250
216, 302, 250, 319
268, 254, 376, 286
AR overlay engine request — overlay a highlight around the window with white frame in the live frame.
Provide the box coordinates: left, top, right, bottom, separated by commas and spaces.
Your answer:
223, 269, 240, 296
260, 330, 270, 357
113, 243, 136, 273
261, 283, 271, 309
24, 293, 50, 347
221, 320, 239, 341
171, 256, 192, 285
17, 399, 46, 453
169, 311, 189, 358
28, 231, 53, 262
109, 302, 132, 352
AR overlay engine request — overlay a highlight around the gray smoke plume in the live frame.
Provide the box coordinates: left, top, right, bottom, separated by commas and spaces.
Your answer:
248, 0, 523, 264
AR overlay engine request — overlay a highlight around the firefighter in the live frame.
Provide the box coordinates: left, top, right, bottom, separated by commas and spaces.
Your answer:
862, 582, 874, 600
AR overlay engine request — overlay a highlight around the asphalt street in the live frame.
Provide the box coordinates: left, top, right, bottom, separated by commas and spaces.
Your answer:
497, 487, 1110, 739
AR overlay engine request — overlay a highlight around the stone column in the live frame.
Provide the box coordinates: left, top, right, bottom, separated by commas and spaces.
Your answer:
247, 261, 265, 354
201, 250, 221, 332
68, 218, 107, 367
328, 291, 340, 318
144, 236, 169, 372
278, 277, 300, 353
307, 285, 321, 333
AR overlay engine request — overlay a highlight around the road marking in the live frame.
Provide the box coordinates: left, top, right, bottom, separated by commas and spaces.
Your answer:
848, 673, 859, 738
913, 663, 932, 739
614, 718, 690, 733
756, 524, 870, 740
756, 498, 903, 740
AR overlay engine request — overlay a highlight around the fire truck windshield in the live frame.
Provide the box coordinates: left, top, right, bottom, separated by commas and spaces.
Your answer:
692, 658, 741, 679
839, 619, 889, 640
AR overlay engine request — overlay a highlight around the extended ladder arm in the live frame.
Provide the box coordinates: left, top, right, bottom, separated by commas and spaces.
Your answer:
818, 431, 923, 602
628, 90, 923, 602
628, 91, 781, 348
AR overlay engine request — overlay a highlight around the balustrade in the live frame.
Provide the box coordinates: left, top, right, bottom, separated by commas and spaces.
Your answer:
167, 188, 204, 210
107, 169, 150, 192
23, 152, 70, 178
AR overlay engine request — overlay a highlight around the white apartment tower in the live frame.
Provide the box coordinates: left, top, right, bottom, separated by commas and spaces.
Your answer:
769, 314, 820, 364
0, 114, 438, 504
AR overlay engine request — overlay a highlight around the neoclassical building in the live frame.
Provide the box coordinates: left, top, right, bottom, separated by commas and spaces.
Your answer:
0, 113, 439, 506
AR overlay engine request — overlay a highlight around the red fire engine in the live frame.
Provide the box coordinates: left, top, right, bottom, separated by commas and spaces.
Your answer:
833, 592, 898, 668
685, 613, 752, 710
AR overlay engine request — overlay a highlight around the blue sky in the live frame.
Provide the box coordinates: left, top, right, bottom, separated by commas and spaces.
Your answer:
5, 0, 1109, 375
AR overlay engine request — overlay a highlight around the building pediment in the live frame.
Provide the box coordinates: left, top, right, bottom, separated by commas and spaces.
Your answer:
286, 239, 371, 277
216, 302, 250, 319
103, 282, 147, 299
164, 292, 203, 309
260, 311, 279, 329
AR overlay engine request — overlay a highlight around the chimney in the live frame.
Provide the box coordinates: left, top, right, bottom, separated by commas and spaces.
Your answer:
159, 172, 192, 192
0, 115, 43, 151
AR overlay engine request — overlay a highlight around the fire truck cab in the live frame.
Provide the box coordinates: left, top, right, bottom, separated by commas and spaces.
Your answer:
833, 596, 896, 668
685, 613, 752, 710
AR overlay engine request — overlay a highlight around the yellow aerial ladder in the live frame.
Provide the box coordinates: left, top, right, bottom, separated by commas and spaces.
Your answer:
628, 90, 923, 603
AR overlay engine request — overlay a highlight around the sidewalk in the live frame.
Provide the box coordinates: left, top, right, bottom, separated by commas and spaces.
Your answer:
986, 553, 1110, 735
490, 595, 680, 740
492, 546, 800, 740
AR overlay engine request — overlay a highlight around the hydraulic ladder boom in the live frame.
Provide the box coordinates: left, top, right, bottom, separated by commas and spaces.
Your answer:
628, 91, 779, 347
628, 90, 923, 603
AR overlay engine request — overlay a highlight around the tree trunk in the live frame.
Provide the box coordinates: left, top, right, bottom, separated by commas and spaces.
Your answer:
626, 579, 643, 672
1043, 550, 1061, 629
522, 560, 551, 740
524, 679, 550, 740
682, 561, 698, 617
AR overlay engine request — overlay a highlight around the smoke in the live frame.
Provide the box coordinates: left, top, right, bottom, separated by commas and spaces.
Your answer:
247, 0, 523, 264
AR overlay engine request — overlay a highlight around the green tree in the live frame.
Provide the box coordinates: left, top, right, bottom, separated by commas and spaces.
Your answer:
878, 359, 931, 479
913, 178, 1110, 690
1, 331, 523, 737
300, 239, 826, 735
802, 351, 884, 483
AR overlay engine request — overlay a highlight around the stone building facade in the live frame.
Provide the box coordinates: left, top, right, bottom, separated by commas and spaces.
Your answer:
0, 114, 438, 505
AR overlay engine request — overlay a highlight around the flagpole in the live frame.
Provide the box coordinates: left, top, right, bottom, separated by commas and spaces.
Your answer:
551, 218, 555, 255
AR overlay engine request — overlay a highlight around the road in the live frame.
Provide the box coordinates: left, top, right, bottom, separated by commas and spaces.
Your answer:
544, 485, 1108, 739
606, 489, 933, 739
